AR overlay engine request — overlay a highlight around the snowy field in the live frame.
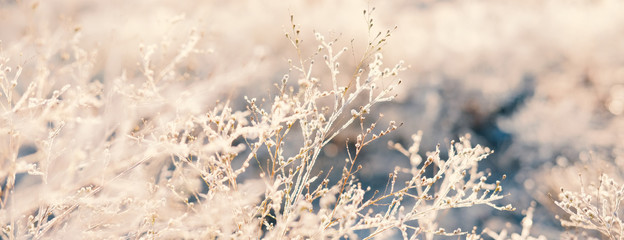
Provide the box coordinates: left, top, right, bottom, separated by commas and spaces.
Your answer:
1, 0, 624, 239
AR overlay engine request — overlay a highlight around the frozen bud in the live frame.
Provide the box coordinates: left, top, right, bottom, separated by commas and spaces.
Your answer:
315, 32, 323, 40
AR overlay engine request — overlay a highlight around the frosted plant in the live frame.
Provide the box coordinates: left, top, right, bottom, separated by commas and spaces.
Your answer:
554, 174, 624, 239
528, 151, 624, 239
0, 7, 513, 239
382, 132, 513, 239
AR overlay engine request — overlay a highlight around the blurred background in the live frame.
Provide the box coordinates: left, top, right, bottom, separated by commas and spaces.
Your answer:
2, 0, 624, 238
